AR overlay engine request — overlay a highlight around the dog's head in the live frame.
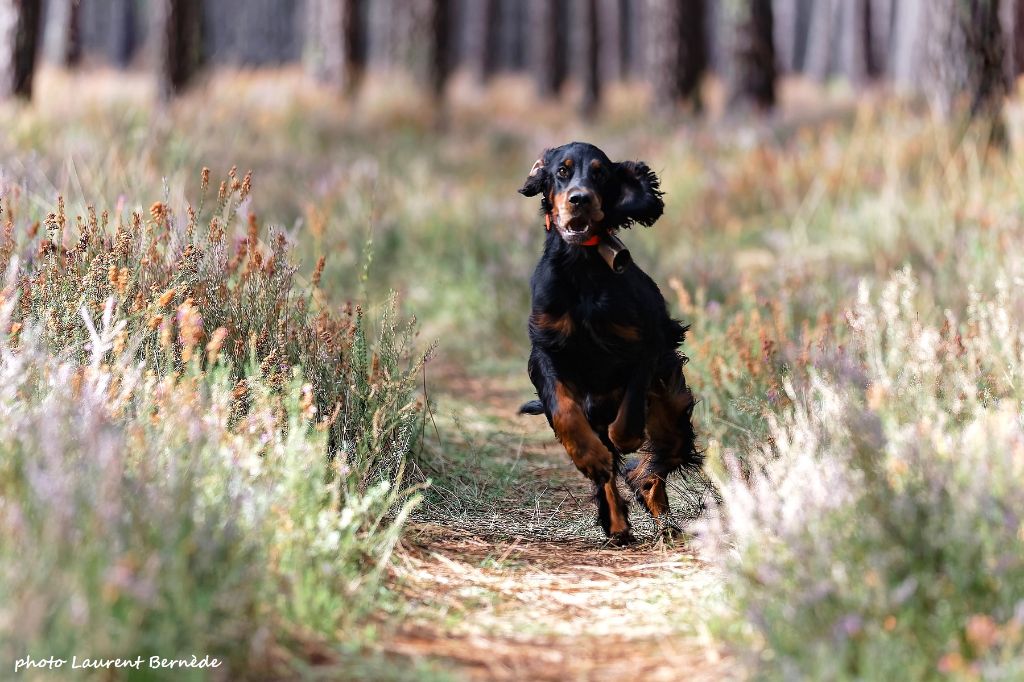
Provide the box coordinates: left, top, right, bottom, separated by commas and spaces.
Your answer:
518, 142, 663, 246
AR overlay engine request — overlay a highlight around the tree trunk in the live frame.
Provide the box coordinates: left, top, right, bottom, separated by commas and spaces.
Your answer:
837, 0, 871, 84
598, 0, 623, 80
467, 0, 499, 83
425, 0, 451, 98
923, 0, 1009, 121
499, 0, 526, 72
529, 0, 568, 98
772, 0, 797, 73
647, 0, 708, 114
1000, 0, 1024, 80
891, 0, 925, 88
622, 0, 642, 77
307, 0, 364, 96
726, 0, 776, 112
576, 0, 601, 115
868, 0, 894, 77
0, 0, 41, 100
110, 0, 137, 67
43, 0, 80, 66
153, 0, 202, 101
803, 0, 839, 80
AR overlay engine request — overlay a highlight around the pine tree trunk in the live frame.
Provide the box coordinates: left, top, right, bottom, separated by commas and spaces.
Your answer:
648, 0, 707, 113
598, 0, 623, 80
837, 0, 870, 84
153, 0, 202, 102
43, 0, 80, 66
110, 0, 137, 67
923, 0, 1008, 121
0, 0, 41, 100
726, 0, 776, 112
426, 0, 451, 98
891, 0, 925, 88
868, 0, 894, 77
1001, 0, 1024, 79
803, 0, 839, 80
577, 0, 601, 115
467, 0, 499, 84
623, 0, 643, 77
529, 0, 568, 98
773, 0, 797, 73
307, 0, 364, 95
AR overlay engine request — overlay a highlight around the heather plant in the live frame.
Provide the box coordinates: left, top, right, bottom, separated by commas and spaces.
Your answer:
0, 183, 425, 678
703, 268, 1024, 680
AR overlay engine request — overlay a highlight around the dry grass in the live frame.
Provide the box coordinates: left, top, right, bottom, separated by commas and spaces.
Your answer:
383, 373, 734, 681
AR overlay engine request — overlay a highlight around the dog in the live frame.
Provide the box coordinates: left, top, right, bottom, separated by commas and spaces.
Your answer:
518, 141, 700, 545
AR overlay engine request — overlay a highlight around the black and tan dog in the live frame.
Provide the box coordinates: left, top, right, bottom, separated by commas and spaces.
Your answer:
518, 142, 700, 545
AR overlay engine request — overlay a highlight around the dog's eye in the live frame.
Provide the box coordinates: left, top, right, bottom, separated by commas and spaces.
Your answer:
557, 166, 570, 179
592, 166, 607, 181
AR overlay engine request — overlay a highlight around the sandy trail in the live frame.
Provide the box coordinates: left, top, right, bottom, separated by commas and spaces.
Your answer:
380, 369, 735, 681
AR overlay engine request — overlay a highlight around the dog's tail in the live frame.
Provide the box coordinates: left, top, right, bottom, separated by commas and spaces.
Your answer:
518, 399, 544, 416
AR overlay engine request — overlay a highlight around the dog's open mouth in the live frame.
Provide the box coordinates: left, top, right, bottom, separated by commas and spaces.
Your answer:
559, 216, 597, 244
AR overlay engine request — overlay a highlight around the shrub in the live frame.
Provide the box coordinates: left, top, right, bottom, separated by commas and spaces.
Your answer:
703, 269, 1024, 680
0, 181, 425, 679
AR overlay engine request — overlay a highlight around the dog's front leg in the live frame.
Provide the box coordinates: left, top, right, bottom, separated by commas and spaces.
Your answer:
528, 351, 633, 544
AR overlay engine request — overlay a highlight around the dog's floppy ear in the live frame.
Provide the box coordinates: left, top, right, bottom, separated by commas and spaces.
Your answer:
613, 161, 664, 227
518, 152, 550, 197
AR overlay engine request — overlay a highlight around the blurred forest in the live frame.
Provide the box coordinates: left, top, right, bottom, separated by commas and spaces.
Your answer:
0, 0, 1020, 119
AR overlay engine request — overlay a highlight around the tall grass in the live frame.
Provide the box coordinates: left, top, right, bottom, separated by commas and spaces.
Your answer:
0, 178, 426, 679
698, 117, 1024, 677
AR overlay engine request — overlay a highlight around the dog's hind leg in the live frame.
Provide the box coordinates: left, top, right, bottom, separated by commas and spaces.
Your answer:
608, 367, 650, 454
626, 361, 700, 529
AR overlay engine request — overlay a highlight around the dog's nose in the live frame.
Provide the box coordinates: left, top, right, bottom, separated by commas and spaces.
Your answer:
568, 192, 591, 207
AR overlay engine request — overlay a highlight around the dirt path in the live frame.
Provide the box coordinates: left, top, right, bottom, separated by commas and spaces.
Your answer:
380, 369, 736, 681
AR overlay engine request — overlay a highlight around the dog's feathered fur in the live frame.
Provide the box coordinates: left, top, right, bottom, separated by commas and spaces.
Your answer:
519, 142, 701, 544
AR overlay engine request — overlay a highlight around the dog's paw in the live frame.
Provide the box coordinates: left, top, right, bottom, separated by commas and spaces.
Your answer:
654, 518, 689, 544
605, 529, 637, 547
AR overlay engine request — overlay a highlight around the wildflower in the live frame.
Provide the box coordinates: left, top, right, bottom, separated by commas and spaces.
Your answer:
937, 652, 965, 674
9, 322, 21, 336
966, 614, 999, 653
240, 170, 252, 198
312, 255, 326, 288
299, 383, 316, 419
157, 288, 176, 308
177, 299, 203, 362
149, 202, 167, 223
206, 327, 229, 364
208, 217, 223, 242
113, 331, 127, 356
668, 276, 692, 313
117, 267, 130, 295
147, 314, 164, 330
201, 166, 210, 191
159, 317, 172, 351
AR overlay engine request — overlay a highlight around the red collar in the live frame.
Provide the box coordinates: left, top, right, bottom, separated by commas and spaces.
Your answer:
545, 214, 600, 246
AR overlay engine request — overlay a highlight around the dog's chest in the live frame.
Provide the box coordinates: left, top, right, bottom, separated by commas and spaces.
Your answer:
532, 292, 642, 354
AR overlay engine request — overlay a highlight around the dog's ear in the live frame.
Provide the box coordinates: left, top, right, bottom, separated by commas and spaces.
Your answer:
518, 153, 550, 197
613, 161, 664, 227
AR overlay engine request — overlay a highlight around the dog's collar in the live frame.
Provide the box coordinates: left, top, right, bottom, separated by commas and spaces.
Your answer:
545, 214, 601, 247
